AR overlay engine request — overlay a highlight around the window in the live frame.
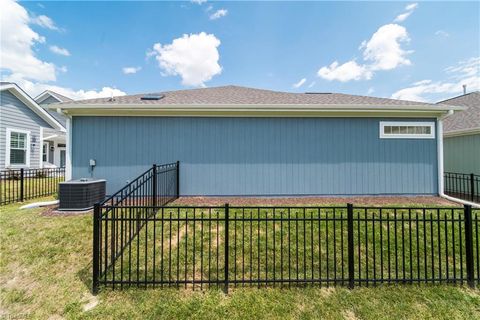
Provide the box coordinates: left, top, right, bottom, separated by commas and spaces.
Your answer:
42, 142, 49, 162
379, 121, 435, 139
7, 129, 30, 166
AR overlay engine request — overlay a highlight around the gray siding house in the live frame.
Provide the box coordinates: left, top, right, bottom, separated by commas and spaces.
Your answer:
57, 86, 463, 196
439, 91, 480, 175
0, 83, 65, 169
34, 90, 72, 168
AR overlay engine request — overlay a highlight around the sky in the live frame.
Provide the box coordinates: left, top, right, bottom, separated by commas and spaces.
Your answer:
0, 0, 479, 102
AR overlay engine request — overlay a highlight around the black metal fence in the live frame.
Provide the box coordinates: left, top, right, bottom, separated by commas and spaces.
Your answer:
93, 203, 480, 293
444, 172, 479, 203
0, 167, 65, 205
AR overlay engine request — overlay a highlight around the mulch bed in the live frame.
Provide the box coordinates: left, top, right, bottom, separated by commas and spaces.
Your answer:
40, 205, 92, 217
171, 196, 460, 207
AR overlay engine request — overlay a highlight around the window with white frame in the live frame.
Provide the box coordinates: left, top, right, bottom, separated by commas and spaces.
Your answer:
42, 142, 49, 162
379, 121, 435, 139
8, 130, 30, 165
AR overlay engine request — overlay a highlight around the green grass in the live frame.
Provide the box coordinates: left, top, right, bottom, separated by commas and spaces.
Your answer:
0, 176, 63, 204
1, 198, 480, 319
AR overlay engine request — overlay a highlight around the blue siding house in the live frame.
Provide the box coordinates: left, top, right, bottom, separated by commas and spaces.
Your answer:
57, 86, 463, 196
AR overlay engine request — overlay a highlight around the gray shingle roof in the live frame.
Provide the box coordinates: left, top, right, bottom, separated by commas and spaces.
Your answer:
57, 85, 433, 106
37, 90, 73, 103
437, 92, 480, 133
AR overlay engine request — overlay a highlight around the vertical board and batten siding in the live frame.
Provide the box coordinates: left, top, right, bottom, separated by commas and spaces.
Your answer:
0, 90, 52, 168
72, 116, 438, 196
444, 134, 480, 174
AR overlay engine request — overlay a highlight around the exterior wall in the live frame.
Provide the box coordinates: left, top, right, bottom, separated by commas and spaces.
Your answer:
72, 116, 439, 196
0, 90, 52, 169
444, 134, 480, 174
39, 95, 61, 105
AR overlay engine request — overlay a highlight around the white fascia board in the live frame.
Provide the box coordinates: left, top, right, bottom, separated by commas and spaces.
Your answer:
58, 104, 464, 118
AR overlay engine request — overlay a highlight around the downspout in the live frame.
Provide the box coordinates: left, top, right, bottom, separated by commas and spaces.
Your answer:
437, 110, 480, 207
57, 107, 72, 181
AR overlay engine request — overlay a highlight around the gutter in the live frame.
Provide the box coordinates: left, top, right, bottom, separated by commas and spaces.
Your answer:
437, 110, 480, 208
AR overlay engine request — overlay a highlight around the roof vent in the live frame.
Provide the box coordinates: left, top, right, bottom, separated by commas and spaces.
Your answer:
304, 92, 332, 94
141, 94, 165, 101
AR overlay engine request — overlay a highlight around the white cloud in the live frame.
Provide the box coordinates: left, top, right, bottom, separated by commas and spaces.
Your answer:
318, 60, 372, 82
122, 66, 141, 74
435, 30, 449, 37
191, 0, 207, 4
362, 24, 411, 71
292, 78, 306, 88
209, 9, 228, 20
405, 3, 418, 11
308, 81, 316, 88
49, 45, 70, 56
5, 74, 126, 100
0, 0, 125, 101
30, 14, 58, 30
317, 23, 411, 82
0, 0, 56, 82
149, 32, 222, 87
394, 3, 418, 22
394, 12, 412, 23
367, 87, 375, 95
391, 57, 480, 101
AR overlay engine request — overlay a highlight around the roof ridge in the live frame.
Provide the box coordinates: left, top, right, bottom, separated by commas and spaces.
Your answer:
437, 91, 480, 104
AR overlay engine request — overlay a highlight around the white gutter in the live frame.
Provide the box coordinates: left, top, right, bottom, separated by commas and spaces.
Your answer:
437, 110, 480, 208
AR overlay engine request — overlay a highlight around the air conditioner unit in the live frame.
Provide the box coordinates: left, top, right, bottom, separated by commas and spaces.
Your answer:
59, 179, 106, 211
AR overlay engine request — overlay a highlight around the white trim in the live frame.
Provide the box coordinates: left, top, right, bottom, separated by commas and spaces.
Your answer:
5, 128, 31, 168
34, 91, 63, 104
379, 121, 436, 139
0, 83, 65, 131
58, 103, 464, 118
444, 127, 480, 138
42, 141, 49, 163
437, 118, 445, 197
65, 117, 72, 180
39, 127, 43, 168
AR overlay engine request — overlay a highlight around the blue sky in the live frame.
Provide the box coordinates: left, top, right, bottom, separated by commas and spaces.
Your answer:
1, 0, 479, 101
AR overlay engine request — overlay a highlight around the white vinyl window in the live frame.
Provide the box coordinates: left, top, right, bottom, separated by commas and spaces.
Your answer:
6, 128, 31, 167
380, 121, 435, 139
42, 142, 49, 162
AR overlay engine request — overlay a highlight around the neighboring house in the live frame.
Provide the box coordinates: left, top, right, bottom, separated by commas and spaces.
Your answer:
438, 91, 480, 174
57, 85, 463, 196
0, 83, 65, 170
34, 90, 72, 168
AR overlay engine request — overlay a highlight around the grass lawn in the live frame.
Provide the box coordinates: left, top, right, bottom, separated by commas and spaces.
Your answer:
0, 176, 63, 204
1, 198, 480, 319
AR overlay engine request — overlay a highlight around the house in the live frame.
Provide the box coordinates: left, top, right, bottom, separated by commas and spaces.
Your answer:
34, 90, 72, 168
0, 83, 65, 170
56, 85, 463, 196
438, 91, 480, 174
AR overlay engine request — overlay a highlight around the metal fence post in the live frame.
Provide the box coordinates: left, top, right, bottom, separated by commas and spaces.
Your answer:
20, 168, 24, 202
471, 173, 475, 202
347, 203, 355, 289
224, 203, 230, 294
176, 161, 180, 198
152, 164, 157, 208
464, 204, 475, 288
92, 203, 100, 294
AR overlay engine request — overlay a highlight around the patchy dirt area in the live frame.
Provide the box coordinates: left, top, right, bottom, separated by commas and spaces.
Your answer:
39, 205, 92, 216
171, 196, 460, 207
